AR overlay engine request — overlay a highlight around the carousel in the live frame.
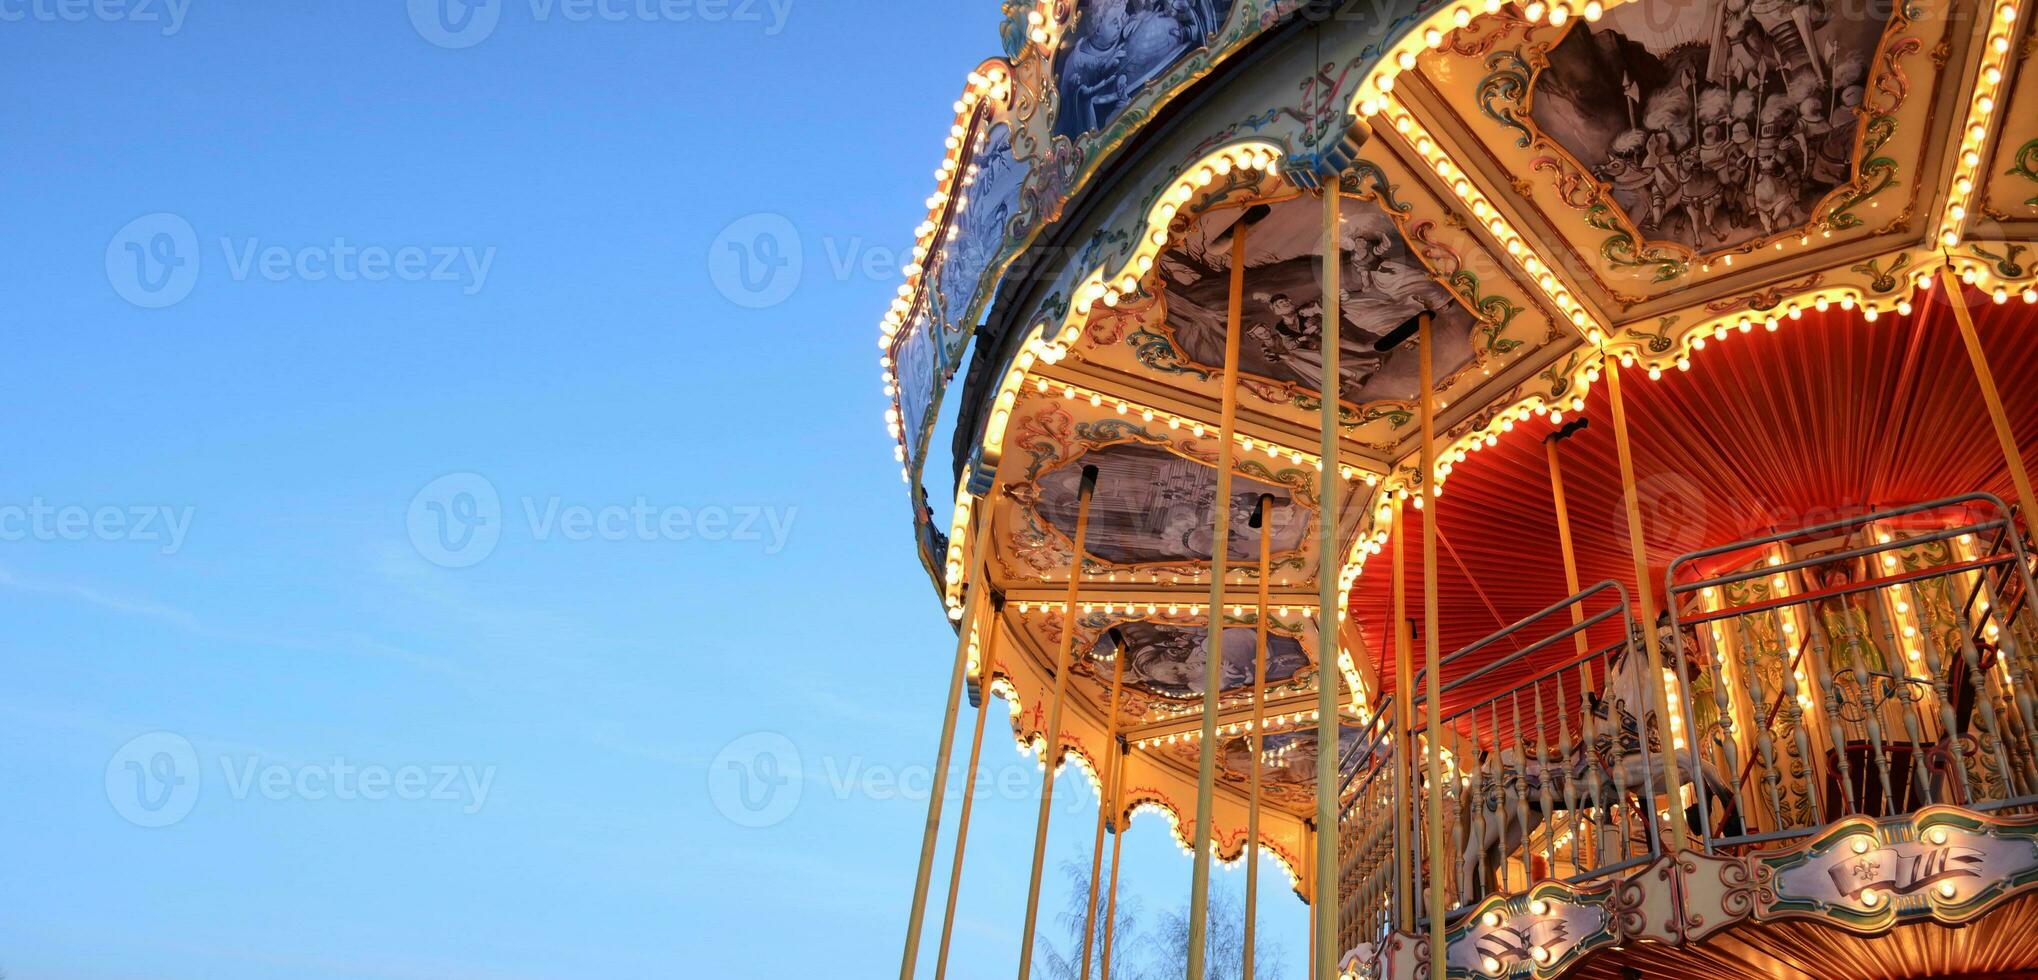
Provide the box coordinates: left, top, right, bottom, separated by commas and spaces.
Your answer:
877, 0, 2038, 978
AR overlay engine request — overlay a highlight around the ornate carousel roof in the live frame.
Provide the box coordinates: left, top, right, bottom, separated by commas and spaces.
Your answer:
877, 0, 2038, 933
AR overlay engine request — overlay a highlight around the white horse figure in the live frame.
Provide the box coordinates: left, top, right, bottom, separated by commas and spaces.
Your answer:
1453, 626, 1738, 903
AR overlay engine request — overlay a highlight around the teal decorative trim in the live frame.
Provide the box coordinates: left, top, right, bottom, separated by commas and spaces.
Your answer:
1126, 326, 1213, 381
1476, 49, 1535, 149
1971, 242, 2029, 280
2009, 139, 2038, 208
1850, 252, 1913, 294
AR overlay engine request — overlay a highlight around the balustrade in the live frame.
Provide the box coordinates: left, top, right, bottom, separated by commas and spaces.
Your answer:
1336, 495, 2038, 950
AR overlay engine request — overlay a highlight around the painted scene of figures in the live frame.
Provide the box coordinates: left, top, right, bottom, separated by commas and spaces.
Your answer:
1035, 443, 1309, 565
1090, 621, 1310, 699
1053, 0, 1235, 140
1154, 197, 1476, 404
1529, 0, 1892, 251
934, 123, 1025, 339
894, 310, 940, 471
1216, 724, 1374, 789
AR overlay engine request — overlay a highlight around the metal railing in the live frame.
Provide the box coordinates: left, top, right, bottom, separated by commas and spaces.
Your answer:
1336, 700, 1401, 955
1340, 582, 1690, 928
1664, 494, 2038, 851
1333, 494, 2038, 958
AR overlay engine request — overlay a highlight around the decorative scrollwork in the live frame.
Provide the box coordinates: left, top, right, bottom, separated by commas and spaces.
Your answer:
1287, 391, 1365, 430
1972, 242, 2029, 279
1186, 168, 1274, 220
1238, 460, 1320, 506
1445, 9, 1529, 57
1718, 858, 1756, 917
1629, 315, 1678, 354
1588, 201, 1689, 282
1531, 156, 1598, 211
1357, 404, 1415, 430
1073, 418, 1170, 447
1339, 159, 1412, 213
1822, 112, 1902, 232
1610, 877, 1651, 942
1851, 252, 1913, 294
1126, 326, 1213, 381
1403, 219, 1523, 354
1477, 49, 1536, 149
1821, 31, 1922, 229
2009, 139, 2038, 208
1540, 352, 1582, 401
1704, 274, 1825, 314
1015, 404, 1076, 482
1454, 276, 1524, 354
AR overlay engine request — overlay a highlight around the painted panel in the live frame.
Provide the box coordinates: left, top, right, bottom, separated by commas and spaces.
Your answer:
1051, 0, 1240, 141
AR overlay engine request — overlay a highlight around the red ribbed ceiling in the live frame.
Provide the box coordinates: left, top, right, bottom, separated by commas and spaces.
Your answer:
1352, 287, 2038, 718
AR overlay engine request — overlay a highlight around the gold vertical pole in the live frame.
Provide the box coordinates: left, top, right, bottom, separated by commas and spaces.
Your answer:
1419, 314, 1447, 980
1306, 824, 1318, 970
1245, 495, 1275, 980
1101, 746, 1128, 980
1080, 634, 1128, 980
1604, 357, 1690, 848
1544, 431, 1599, 864
1187, 206, 1259, 979
1545, 436, 1589, 656
1391, 500, 1414, 929
1017, 466, 1101, 980
1944, 264, 2038, 543
932, 590, 1000, 980
902, 503, 1000, 980
1314, 185, 1344, 980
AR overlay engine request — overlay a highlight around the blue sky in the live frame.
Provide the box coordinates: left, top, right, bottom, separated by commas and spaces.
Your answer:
0, 3, 1305, 977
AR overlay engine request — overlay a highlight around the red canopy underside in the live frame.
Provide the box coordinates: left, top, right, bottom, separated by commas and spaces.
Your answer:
1351, 289, 2038, 718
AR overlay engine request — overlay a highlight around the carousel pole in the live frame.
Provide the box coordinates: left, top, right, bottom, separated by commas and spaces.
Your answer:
1544, 420, 1599, 864
1101, 739, 1128, 980
932, 591, 1002, 980
1079, 630, 1129, 980
1544, 422, 1591, 654
1942, 263, 2038, 544
1391, 499, 1415, 930
1244, 494, 1276, 980
1604, 357, 1691, 848
1418, 313, 1447, 980
1305, 823, 1318, 970
1186, 202, 1265, 980
1313, 183, 1344, 980
901, 502, 1000, 980
1017, 465, 1101, 980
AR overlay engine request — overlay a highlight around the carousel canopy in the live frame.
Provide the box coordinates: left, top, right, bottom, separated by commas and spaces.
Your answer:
876, 0, 2038, 902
